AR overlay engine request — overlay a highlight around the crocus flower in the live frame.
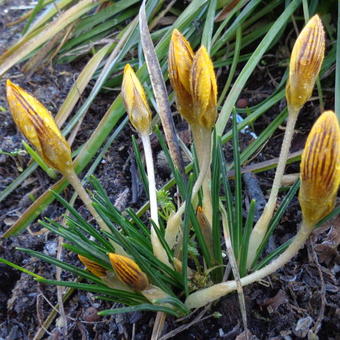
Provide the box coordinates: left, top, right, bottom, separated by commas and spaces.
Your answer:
78, 255, 107, 278
286, 15, 325, 112
299, 110, 340, 226
121, 64, 152, 134
168, 29, 195, 123
6, 80, 73, 173
109, 253, 149, 291
190, 46, 218, 129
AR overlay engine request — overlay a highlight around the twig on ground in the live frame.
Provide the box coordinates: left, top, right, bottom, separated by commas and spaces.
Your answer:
308, 237, 326, 335
159, 306, 212, 340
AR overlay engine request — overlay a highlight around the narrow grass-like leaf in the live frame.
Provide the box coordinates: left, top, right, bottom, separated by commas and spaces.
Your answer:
189, 204, 212, 268
25, 0, 76, 34
0, 0, 98, 76
201, 0, 217, 52
315, 206, 340, 228
0, 163, 38, 202
22, 141, 56, 178
55, 43, 112, 127
182, 174, 194, 296
212, 0, 247, 46
155, 128, 186, 198
94, 203, 175, 294
65, 216, 115, 253
22, 0, 45, 35
218, 23, 242, 106
212, 0, 262, 55
232, 110, 242, 259
50, 191, 114, 252
126, 208, 151, 238
240, 109, 287, 165
253, 239, 291, 270
99, 304, 180, 317
251, 180, 300, 269
61, 243, 111, 270
254, 205, 340, 271
131, 241, 182, 287
155, 297, 190, 315
35, 278, 145, 304
211, 134, 223, 280
219, 146, 234, 233
0, 257, 44, 280
239, 199, 256, 277
215, 0, 301, 136
18, 247, 103, 285
46, 219, 110, 262
132, 135, 149, 197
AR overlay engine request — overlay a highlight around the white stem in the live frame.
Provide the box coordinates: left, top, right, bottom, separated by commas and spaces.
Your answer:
191, 125, 213, 226
141, 134, 159, 227
247, 108, 299, 268
185, 222, 312, 309
165, 131, 212, 248
141, 133, 171, 266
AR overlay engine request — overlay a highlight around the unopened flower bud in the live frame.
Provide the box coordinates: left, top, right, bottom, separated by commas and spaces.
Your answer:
286, 15, 325, 112
6, 80, 73, 173
190, 46, 218, 129
168, 29, 195, 123
299, 111, 340, 226
78, 255, 107, 278
121, 64, 152, 134
108, 253, 149, 291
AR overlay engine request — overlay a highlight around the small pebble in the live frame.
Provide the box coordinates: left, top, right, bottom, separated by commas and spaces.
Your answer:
83, 307, 100, 322
294, 316, 313, 338
237, 98, 248, 108
44, 241, 57, 256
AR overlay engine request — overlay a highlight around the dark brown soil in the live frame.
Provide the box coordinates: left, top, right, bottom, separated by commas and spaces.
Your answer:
0, 2, 339, 339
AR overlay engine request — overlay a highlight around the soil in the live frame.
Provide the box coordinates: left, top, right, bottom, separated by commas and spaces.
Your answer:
0, 2, 339, 340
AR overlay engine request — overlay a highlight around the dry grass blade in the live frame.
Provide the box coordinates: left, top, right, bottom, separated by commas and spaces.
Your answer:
0, 0, 97, 77
139, 1, 185, 173
55, 43, 111, 127
22, 28, 68, 74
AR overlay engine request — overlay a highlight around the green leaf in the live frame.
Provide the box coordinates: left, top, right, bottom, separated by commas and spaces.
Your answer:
211, 134, 223, 280
201, 0, 217, 52
215, 0, 301, 136
0, 257, 43, 280
99, 304, 181, 317
17, 247, 103, 285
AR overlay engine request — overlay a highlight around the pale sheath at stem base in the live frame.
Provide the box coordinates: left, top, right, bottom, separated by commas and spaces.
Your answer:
185, 222, 312, 309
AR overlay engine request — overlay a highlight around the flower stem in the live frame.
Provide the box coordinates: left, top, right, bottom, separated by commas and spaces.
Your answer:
165, 130, 212, 248
246, 107, 299, 268
192, 124, 213, 226
141, 133, 171, 266
185, 221, 312, 309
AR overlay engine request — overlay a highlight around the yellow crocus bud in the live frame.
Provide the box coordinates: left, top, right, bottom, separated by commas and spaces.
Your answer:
6, 80, 73, 174
121, 64, 152, 134
190, 46, 218, 129
168, 29, 195, 123
78, 255, 107, 278
286, 15, 325, 112
108, 253, 149, 291
299, 111, 340, 226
